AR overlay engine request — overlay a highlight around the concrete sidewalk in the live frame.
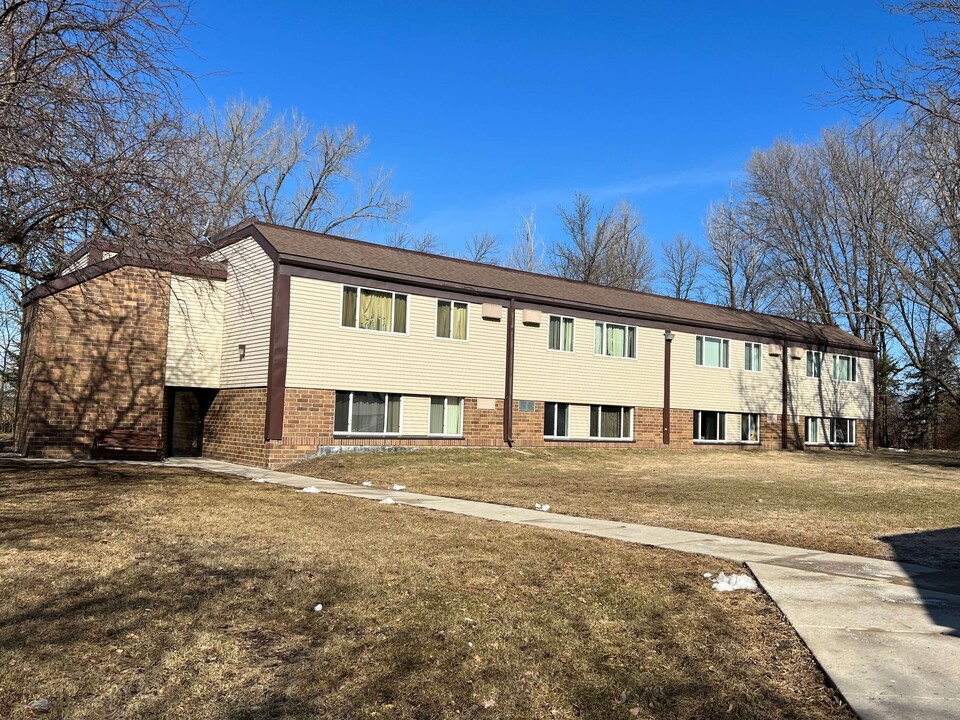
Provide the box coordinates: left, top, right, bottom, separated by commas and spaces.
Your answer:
167, 456, 960, 720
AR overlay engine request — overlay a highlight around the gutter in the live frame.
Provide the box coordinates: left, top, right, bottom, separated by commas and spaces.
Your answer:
504, 299, 515, 446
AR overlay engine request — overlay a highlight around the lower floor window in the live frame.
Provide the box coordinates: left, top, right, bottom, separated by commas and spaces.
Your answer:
544, 402, 570, 438
335, 391, 401, 434
589, 405, 632, 439
694, 410, 726, 442
429, 396, 463, 436
741, 413, 760, 443
805, 417, 856, 445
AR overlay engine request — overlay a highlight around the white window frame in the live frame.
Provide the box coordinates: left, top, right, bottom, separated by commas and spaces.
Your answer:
593, 322, 637, 359
833, 354, 858, 383
435, 298, 469, 341
589, 405, 634, 440
806, 350, 823, 378
696, 335, 730, 369
830, 417, 856, 446
543, 402, 570, 439
340, 284, 409, 335
805, 417, 823, 445
740, 413, 760, 444
693, 410, 727, 443
547, 315, 576, 353
334, 391, 403, 436
744, 342, 763, 372
428, 396, 463, 437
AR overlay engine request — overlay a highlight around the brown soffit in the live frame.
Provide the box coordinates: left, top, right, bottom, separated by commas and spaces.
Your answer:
22, 254, 228, 307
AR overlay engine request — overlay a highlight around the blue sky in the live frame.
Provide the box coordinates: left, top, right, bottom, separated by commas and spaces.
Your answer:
181, 1, 921, 261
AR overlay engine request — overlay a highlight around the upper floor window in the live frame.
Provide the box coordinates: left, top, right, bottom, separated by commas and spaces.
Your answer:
696, 336, 730, 369
833, 354, 857, 382
806, 350, 823, 378
548, 315, 575, 352
341, 286, 407, 334
744, 342, 762, 372
594, 322, 637, 358
436, 300, 468, 340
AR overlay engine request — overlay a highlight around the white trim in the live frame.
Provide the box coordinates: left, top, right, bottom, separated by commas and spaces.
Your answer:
333, 391, 404, 436
588, 405, 634, 440
805, 350, 823, 379
427, 395, 464, 437
593, 321, 638, 359
832, 354, 857, 383
339, 284, 410, 336
543, 401, 571, 438
546, 315, 576, 353
693, 409, 727, 442
435, 297, 470, 342
744, 342, 763, 373
695, 335, 731, 370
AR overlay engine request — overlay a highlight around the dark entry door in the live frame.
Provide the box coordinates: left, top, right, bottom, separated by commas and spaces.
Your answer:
170, 390, 202, 456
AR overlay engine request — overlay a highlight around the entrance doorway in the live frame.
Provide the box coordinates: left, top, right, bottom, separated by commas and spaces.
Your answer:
166, 389, 216, 457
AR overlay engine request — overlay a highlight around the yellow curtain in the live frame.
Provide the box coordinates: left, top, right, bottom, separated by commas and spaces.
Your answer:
437, 301, 451, 337
453, 303, 467, 340
360, 289, 392, 331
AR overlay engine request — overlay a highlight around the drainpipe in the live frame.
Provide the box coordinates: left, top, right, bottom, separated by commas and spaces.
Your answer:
503, 298, 515, 446
781, 338, 789, 449
873, 350, 880, 450
663, 330, 674, 445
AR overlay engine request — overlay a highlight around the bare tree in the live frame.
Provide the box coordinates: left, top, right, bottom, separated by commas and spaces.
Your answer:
509, 208, 543, 273
660, 233, 704, 300
550, 193, 655, 290
194, 97, 407, 237
704, 199, 775, 312
386, 230, 442, 254
464, 231, 499, 264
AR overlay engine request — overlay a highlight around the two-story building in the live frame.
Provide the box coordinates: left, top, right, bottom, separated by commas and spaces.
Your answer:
15, 219, 877, 468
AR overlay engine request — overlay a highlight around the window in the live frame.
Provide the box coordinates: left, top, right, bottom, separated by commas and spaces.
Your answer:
696, 336, 730, 368
341, 286, 408, 334
830, 418, 856, 445
744, 342, 762, 372
436, 300, 468, 340
334, 391, 401, 435
543, 402, 570, 438
594, 322, 637, 358
806, 351, 823, 378
548, 315, 575, 352
694, 410, 726, 442
517, 400, 536, 412
429, 396, 462, 436
805, 417, 821, 444
589, 405, 632, 439
833, 354, 857, 382
741, 413, 760, 443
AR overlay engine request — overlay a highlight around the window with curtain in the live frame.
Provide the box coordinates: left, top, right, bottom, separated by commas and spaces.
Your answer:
830, 418, 855, 445
805, 417, 822, 444
696, 336, 730, 368
429, 396, 463, 435
436, 300, 468, 340
694, 410, 726, 441
548, 315, 575, 351
806, 351, 823, 378
543, 402, 569, 437
744, 342, 762, 372
334, 391, 401, 434
833, 355, 857, 382
593, 322, 637, 358
740, 413, 760, 443
341, 285, 407, 334
589, 405, 632, 439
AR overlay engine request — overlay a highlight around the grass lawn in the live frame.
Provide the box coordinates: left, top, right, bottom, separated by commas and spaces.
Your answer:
286, 448, 960, 568
0, 460, 850, 720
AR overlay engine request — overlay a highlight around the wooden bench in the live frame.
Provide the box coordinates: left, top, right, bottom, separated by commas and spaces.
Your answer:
92, 429, 163, 461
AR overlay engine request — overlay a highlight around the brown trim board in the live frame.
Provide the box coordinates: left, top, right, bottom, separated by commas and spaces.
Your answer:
663, 331, 673, 445
781, 338, 789, 450
504, 298, 516, 445
265, 271, 291, 441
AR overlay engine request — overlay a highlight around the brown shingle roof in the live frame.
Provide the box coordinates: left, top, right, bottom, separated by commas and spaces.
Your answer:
214, 219, 873, 352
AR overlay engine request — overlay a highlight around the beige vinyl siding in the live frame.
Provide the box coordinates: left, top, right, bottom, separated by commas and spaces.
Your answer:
210, 237, 274, 388
286, 277, 506, 397
789, 350, 873, 420
165, 275, 224, 388
669, 332, 783, 414
513, 311, 663, 407
404, 395, 431, 435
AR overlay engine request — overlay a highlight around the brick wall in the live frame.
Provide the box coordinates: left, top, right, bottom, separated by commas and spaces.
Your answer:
204, 388, 269, 467
15, 266, 171, 458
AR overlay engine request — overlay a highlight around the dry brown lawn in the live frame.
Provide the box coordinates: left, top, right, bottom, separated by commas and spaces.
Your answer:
286, 448, 960, 568
0, 460, 850, 720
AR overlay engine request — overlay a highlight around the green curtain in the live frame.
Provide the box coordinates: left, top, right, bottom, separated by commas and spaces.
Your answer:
594, 323, 603, 354
452, 303, 467, 340
429, 397, 445, 434
341, 287, 358, 327
437, 301, 451, 337
561, 318, 574, 351
446, 398, 462, 434
386, 396, 401, 433
606, 325, 625, 357
393, 294, 407, 332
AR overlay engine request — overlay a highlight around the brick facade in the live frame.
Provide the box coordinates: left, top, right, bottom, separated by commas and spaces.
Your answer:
15, 266, 171, 458
203, 388, 270, 467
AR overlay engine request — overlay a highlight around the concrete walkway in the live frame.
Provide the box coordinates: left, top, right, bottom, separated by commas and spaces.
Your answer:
167, 456, 960, 720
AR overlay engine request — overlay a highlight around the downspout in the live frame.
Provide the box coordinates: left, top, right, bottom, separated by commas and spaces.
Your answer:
503, 298, 515, 446
781, 338, 789, 450
872, 351, 880, 450
663, 330, 674, 445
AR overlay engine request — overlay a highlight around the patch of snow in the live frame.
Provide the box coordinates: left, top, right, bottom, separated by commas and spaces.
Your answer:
361, 480, 373, 487
313, 603, 323, 612
391, 484, 407, 491
250, 478, 268, 483
299, 486, 321, 494
379, 497, 396, 505
534, 503, 551, 512
710, 572, 758, 592
703, 572, 713, 579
